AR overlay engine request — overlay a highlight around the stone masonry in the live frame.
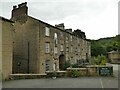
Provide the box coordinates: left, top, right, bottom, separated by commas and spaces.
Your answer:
11, 2, 91, 74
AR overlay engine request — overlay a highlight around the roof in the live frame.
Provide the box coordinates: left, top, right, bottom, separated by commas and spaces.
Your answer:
0, 16, 14, 23
108, 50, 120, 54
28, 16, 86, 38
28, 16, 68, 33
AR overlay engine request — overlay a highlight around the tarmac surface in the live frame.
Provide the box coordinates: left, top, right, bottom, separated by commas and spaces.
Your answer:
2, 77, 119, 88
2, 64, 120, 89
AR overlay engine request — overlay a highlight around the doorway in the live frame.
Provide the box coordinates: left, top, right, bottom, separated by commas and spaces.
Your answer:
59, 54, 65, 70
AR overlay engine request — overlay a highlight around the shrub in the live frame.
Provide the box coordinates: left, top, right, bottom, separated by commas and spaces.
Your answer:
72, 63, 78, 68
64, 61, 71, 69
90, 54, 107, 65
70, 70, 81, 78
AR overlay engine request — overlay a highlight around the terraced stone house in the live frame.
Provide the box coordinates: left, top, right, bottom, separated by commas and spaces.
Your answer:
11, 2, 91, 74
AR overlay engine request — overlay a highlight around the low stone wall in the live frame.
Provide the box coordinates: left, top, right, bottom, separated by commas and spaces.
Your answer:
67, 65, 113, 77
9, 74, 47, 80
87, 67, 98, 76
46, 67, 100, 78
46, 71, 67, 78
8, 65, 113, 80
67, 67, 98, 77
67, 68, 87, 77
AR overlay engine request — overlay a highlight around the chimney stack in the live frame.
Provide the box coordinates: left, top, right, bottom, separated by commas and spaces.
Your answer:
13, 5, 17, 9
55, 23, 65, 30
66, 28, 72, 33
11, 2, 28, 18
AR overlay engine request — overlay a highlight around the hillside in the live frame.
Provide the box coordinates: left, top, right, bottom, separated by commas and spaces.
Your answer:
90, 35, 120, 57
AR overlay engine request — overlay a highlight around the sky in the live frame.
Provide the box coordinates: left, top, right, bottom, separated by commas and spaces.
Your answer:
0, 0, 119, 40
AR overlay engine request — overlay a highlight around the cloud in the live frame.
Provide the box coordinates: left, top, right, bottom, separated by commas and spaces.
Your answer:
46, 0, 118, 39
28, 0, 109, 21
0, 0, 119, 39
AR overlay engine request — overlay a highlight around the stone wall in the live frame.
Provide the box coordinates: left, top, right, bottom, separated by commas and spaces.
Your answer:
67, 65, 113, 77
12, 16, 40, 74
107, 51, 120, 64
1, 17, 14, 80
11, 2, 91, 74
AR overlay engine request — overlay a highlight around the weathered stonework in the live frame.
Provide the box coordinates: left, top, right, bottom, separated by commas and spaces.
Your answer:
107, 50, 120, 64
0, 17, 14, 80
11, 2, 91, 74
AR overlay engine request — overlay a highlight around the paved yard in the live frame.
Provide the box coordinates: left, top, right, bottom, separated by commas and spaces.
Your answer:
2, 77, 119, 88
112, 64, 120, 78
2, 64, 119, 89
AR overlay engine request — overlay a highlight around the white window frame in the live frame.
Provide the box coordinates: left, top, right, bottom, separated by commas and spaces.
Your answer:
60, 44, 64, 51
60, 32, 63, 37
45, 60, 50, 71
45, 27, 50, 36
54, 47, 57, 54
66, 47, 69, 52
70, 36, 72, 41
78, 47, 80, 52
54, 33, 58, 45
71, 46, 73, 52
45, 43, 50, 53
53, 63, 56, 71
66, 36, 68, 43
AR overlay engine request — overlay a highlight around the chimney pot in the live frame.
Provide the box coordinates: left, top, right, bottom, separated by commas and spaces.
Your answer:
18, 2, 27, 8
13, 5, 17, 9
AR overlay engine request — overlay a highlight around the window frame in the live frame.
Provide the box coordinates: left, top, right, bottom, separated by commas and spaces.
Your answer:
54, 33, 58, 46
54, 46, 57, 54
45, 60, 50, 71
60, 44, 64, 51
45, 27, 50, 36
45, 42, 50, 53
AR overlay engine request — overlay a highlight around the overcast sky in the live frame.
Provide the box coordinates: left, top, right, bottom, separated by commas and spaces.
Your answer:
0, 0, 119, 40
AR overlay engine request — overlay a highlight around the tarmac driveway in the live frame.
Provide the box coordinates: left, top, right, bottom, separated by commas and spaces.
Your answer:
2, 77, 119, 88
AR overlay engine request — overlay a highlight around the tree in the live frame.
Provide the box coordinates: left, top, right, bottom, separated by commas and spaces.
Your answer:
97, 54, 107, 65
90, 55, 107, 65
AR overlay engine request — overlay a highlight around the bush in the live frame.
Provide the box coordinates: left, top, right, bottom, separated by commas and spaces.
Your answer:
70, 70, 81, 78
90, 54, 107, 65
72, 64, 78, 68
64, 61, 71, 69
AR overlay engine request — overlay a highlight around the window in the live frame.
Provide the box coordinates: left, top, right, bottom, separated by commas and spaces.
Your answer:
54, 47, 57, 54
75, 47, 77, 52
66, 36, 68, 43
66, 54, 69, 61
77, 60, 81, 65
66, 43, 68, 47
66, 47, 69, 52
54, 33, 58, 45
60, 44, 64, 51
70, 36, 72, 41
54, 33, 57, 38
70, 46, 73, 52
53, 63, 56, 71
77, 38, 79, 43
45, 60, 50, 71
45, 43, 50, 53
78, 47, 80, 52
60, 32, 63, 37
45, 27, 50, 36
66, 36, 68, 40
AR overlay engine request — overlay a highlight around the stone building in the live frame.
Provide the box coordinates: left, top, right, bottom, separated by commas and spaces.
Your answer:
107, 50, 120, 64
0, 16, 14, 80
11, 2, 91, 74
